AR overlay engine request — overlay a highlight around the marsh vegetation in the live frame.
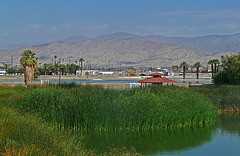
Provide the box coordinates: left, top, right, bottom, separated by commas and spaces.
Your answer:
0, 83, 226, 155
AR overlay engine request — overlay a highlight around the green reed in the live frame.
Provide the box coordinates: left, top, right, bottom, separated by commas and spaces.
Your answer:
193, 85, 240, 111
12, 84, 216, 130
0, 85, 92, 155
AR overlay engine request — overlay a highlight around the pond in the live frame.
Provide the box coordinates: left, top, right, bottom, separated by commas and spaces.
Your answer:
80, 114, 240, 155
0, 79, 137, 83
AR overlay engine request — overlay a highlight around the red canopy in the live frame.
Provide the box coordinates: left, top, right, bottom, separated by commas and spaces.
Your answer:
138, 77, 176, 83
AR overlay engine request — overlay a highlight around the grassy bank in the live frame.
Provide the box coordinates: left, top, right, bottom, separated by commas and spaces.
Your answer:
0, 86, 92, 155
11, 84, 216, 130
193, 85, 240, 112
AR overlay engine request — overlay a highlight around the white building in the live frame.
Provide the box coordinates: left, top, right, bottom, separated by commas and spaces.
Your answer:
76, 70, 99, 75
0, 70, 6, 75
99, 71, 114, 75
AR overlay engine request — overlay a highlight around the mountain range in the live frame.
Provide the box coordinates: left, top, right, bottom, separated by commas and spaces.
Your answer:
0, 32, 238, 68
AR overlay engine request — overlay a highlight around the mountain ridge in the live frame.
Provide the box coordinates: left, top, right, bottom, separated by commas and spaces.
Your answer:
0, 37, 234, 68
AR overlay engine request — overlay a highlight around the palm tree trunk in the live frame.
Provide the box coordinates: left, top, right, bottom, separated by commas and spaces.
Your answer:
197, 66, 199, 83
24, 65, 34, 86
214, 63, 217, 75
183, 66, 186, 83
81, 62, 83, 75
45, 67, 47, 75
211, 64, 214, 79
55, 59, 57, 75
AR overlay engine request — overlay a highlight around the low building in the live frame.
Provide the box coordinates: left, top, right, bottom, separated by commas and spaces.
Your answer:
0, 70, 6, 75
99, 71, 114, 75
76, 70, 99, 75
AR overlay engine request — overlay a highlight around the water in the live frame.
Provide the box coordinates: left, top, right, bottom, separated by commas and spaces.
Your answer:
80, 114, 240, 155
0, 79, 137, 83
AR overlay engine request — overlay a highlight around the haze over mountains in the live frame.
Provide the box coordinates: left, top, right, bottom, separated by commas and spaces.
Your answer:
0, 32, 238, 67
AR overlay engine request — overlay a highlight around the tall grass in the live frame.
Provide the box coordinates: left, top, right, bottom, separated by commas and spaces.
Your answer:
0, 85, 92, 155
193, 85, 240, 111
12, 84, 216, 130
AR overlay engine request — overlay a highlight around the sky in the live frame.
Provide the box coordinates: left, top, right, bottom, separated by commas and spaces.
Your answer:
1, 0, 240, 45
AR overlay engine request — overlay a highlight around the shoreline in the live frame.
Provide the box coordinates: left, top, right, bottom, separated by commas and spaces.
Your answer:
0, 73, 212, 88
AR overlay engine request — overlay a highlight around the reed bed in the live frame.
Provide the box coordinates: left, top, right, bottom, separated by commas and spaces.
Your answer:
0, 85, 92, 155
12, 84, 216, 130
193, 85, 240, 112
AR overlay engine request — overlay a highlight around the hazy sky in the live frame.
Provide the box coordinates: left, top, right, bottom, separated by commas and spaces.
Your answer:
1, 0, 240, 45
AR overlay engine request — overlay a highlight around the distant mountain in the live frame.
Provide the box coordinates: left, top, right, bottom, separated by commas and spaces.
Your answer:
0, 38, 233, 67
143, 34, 240, 54
58, 35, 89, 43
94, 32, 142, 41
0, 42, 45, 50
58, 32, 141, 43
58, 32, 240, 54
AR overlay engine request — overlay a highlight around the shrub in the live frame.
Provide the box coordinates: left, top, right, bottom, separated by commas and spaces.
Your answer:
213, 71, 229, 85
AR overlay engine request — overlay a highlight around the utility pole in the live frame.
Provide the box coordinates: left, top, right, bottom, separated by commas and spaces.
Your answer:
11, 55, 13, 67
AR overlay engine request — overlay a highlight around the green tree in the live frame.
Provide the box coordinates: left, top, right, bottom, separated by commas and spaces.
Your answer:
213, 59, 220, 74
34, 70, 40, 78
38, 67, 45, 75
54, 55, 57, 75
49, 64, 55, 75
3, 63, 10, 75
208, 60, 214, 79
20, 50, 38, 86
43, 63, 49, 75
70, 63, 77, 74
66, 63, 70, 75
180, 61, 188, 82
194, 62, 202, 83
60, 64, 67, 75
79, 58, 84, 75
219, 53, 240, 84
7, 68, 17, 74
18, 68, 24, 74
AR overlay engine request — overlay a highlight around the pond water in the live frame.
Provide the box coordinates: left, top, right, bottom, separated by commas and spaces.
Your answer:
80, 114, 240, 155
0, 79, 137, 83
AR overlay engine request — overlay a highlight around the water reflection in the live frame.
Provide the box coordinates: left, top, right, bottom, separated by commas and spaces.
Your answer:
217, 113, 240, 135
82, 125, 216, 155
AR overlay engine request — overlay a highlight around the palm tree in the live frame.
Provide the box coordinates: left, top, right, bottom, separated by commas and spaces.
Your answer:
49, 64, 55, 75
20, 50, 38, 86
43, 63, 49, 75
208, 60, 214, 79
180, 61, 188, 82
213, 59, 220, 75
79, 58, 84, 75
3, 63, 10, 75
66, 63, 70, 75
54, 55, 57, 75
194, 62, 202, 83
